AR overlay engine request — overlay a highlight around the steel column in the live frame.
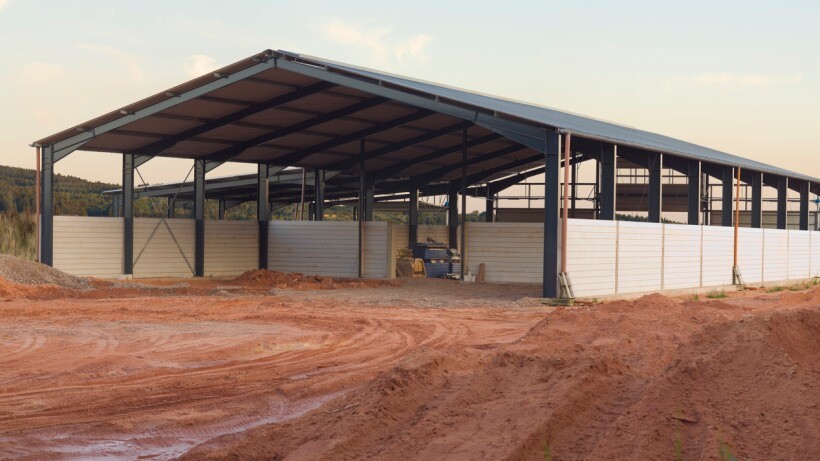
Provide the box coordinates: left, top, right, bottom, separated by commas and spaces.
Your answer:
314, 168, 325, 221
570, 154, 577, 218
194, 159, 205, 276
648, 152, 663, 223
40, 147, 54, 266
721, 166, 734, 227
257, 164, 269, 269
750, 171, 763, 229
409, 188, 418, 246
799, 181, 810, 231
777, 177, 788, 230
358, 139, 365, 278
543, 130, 561, 299
687, 160, 701, 225
448, 185, 458, 249
218, 199, 226, 220
123, 154, 135, 275
599, 143, 616, 221
460, 124, 467, 279
364, 182, 375, 221
485, 198, 494, 223
167, 197, 175, 219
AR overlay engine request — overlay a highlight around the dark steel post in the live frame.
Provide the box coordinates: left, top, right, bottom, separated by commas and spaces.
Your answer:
543, 130, 561, 298
314, 168, 325, 221
648, 152, 663, 223
364, 181, 375, 221
167, 197, 175, 219
409, 188, 418, 245
358, 139, 365, 278
570, 154, 577, 218
257, 164, 269, 269
460, 123, 468, 279
194, 159, 205, 276
218, 199, 226, 220
799, 181, 810, 231
687, 160, 701, 225
485, 197, 494, 223
777, 177, 788, 229
599, 143, 616, 221
448, 184, 458, 249
721, 166, 734, 227
123, 154, 135, 275
750, 171, 763, 228
40, 146, 54, 266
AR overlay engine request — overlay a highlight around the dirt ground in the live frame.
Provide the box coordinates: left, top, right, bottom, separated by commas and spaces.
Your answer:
0, 271, 818, 460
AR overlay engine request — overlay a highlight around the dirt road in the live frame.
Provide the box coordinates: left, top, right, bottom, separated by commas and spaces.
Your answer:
0, 275, 818, 460
0, 279, 548, 459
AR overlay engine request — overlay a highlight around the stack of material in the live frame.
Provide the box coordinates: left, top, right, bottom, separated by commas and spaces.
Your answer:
411, 242, 452, 279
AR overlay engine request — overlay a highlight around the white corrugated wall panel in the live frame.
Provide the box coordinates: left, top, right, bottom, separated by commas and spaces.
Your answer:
812, 232, 820, 277
53, 216, 123, 278
763, 229, 789, 282
465, 222, 542, 283
268, 221, 358, 278
132, 218, 195, 278
204, 220, 258, 277
701, 226, 733, 287
567, 219, 617, 297
363, 221, 389, 279
737, 228, 764, 284
787, 230, 810, 280
617, 221, 662, 293
662, 224, 702, 290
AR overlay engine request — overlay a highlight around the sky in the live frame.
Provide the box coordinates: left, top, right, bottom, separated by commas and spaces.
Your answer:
1, 0, 819, 194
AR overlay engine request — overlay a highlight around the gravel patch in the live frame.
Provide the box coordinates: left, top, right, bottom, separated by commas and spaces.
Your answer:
0, 255, 92, 290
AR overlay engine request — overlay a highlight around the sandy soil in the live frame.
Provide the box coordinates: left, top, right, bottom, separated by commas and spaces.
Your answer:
0, 274, 818, 460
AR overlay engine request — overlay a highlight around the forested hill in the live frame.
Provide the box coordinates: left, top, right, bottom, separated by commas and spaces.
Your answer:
0, 165, 476, 223
0, 165, 117, 216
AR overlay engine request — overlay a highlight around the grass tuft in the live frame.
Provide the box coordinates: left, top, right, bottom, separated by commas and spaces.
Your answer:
706, 290, 727, 299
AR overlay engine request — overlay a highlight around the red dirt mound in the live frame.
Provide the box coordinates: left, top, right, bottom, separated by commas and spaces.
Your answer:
233, 269, 396, 290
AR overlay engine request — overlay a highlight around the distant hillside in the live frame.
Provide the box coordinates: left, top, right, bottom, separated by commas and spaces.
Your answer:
0, 165, 474, 224
0, 165, 117, 216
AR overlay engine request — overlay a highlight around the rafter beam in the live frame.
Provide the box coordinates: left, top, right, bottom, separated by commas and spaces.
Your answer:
325, 122, 465, 172
43, 54, 277, 162
203, 96, 388, 163
367, 133, 503, 179
129, 81, 335, 156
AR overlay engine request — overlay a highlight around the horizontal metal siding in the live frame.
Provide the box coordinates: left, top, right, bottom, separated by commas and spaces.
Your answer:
617, 221, 662, 293
364, 222, 389, 279
701, 226, 734, 287
662, 224, 702, 290
132, 218, 195, 278
812, 232, 820, 277
567, 220, 617, 297
465, 222, 543, 284
763, 229, 789, 282
738, 228, 764, 284
788, 231, 810, 280
53, 216, 123, 278
204, 220, 258, 276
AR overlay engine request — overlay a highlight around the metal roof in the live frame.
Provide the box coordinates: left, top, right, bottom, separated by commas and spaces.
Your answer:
34, 49, 818, 190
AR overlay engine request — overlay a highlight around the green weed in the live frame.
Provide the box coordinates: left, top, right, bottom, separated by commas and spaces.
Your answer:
706, 290, 727, 299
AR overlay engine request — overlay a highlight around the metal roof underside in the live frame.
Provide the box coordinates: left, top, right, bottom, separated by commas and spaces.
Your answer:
34, 49, 819, 191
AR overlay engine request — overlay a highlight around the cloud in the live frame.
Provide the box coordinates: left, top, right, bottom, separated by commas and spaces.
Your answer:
16, 62, 66, 84
322, 18, 432, 63
77, 43, 145, 82
0, 0, 8, 12
183, 54, 220, 78
694, 72, 804, 86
